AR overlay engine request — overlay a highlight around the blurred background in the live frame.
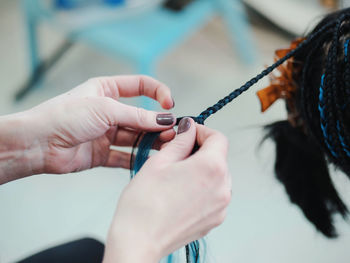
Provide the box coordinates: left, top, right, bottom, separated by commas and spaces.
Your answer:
1, 0, 350, 262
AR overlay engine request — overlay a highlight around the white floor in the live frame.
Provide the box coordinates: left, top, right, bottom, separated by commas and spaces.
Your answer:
1, 1, 350, 263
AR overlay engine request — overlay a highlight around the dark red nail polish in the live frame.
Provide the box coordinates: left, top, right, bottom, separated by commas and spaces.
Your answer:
156, 113, 175, 125
177, 117, 191, 134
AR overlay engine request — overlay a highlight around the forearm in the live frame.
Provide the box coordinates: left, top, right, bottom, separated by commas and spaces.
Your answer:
0, 112, 44, 184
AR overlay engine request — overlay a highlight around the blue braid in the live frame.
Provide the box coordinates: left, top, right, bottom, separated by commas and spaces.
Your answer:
189, 240, 200, 263
195, 15, 344, 124
333, 39, 350, 158
318, 74, 338, 157
131, 132, 160, 178
337, 121, 350, 157
166, 253, 174, 263
344, 38, 350, 98
345, 39, 350, 61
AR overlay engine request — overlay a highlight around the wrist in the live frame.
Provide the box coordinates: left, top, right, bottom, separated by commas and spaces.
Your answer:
0, 111, 44, 184
103, 227, 161, 263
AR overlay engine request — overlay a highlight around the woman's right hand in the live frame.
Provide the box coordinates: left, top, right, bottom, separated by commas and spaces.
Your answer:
103, 117, 231, 263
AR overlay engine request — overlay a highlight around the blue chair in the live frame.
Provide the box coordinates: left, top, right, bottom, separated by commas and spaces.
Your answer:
19, 0, 256, 107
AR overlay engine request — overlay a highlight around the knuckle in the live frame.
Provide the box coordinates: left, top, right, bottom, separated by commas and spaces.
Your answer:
206, 158, 227, 177
138, 74, 150, 80
136, 107, 149, 127
213, 131, 229, 152
220, 190, 231, 207
172, 138, 190, 151
220, 132, 229, 144
87, 77, 99, 85
214, 211, 227, 227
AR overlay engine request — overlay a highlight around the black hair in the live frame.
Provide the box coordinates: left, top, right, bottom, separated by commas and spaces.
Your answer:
265, 8, 350, 237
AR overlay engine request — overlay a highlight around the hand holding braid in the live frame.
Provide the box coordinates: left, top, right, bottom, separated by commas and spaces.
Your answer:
0, 75, 176, 184
104, 119, 230, 263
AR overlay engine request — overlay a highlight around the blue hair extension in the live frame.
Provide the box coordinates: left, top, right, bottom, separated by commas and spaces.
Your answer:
166, 253, 174, 263
189, 240, 200, 262
131, 132, 160, 178
345, 39, 350, 60
337, 121, 350, 157
344, 38, 350, 98
318, 74, 338, 157
333, 38, 350, 158
131, 118, 203, 263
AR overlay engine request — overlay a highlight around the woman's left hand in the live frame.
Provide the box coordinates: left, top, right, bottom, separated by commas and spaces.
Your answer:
0, 75, 176, 183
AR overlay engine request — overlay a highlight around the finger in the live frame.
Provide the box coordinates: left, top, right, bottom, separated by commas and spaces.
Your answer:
104, 150, 132, 169
112, 128, 139, 147
112, 128, 175, 148
92, 97, 176, 131
152, 129, 176, 150
150, 117, 196, 164
194, 124, 229, 159
90, 75, 174, 110
105, 126, 118, 144
159, 141, 170, 150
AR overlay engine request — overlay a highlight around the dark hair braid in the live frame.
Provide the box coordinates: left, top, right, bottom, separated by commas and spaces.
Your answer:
336, 37, 350, 159
196, 15, 342, 124
323, 18, 343, 161
300, 30, 332, 147
286, 11, 350, 236
341, 39, 350, 158
312, 15, 350, 173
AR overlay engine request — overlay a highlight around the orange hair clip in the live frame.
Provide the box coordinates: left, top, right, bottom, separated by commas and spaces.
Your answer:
257, 37, 305, 112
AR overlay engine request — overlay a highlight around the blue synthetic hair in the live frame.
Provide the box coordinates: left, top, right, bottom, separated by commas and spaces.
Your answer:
130, 123, 203, 263
335, 39, 350, 158
130, 10, 350, 261
318, 74, 338, 157
130, 132, 160, 178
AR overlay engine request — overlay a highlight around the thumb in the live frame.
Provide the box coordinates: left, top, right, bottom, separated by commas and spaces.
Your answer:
92, 97, 176, 131
152, 117, 196, 164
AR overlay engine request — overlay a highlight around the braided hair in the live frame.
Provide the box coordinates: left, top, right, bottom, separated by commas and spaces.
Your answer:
269, 8, 350, 237
131, 8, 350, 262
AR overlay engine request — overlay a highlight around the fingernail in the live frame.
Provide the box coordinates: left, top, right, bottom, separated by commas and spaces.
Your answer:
156, 113, 175, 126
177, 117, 191, 134
172, 98, 175, 108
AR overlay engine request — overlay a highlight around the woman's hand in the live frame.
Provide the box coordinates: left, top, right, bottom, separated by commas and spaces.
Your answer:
0, 75, 176, 184
103, 118, 231, 263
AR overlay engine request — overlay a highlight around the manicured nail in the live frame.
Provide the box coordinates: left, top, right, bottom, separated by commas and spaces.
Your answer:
156, 113, 175, 126
177, 117, 191, 134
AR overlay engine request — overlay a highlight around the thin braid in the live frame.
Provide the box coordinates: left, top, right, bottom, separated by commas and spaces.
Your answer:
300, 30, 332, 140
319, 23, 339, 157
340, 37, 349, 98
325, 18, 346, 162
345, 39, 350, 96
319, 74, 338, 157
339, 38, 350, 157
338, 24, 350, 98
196, 18, 342, 124
334, 39, 350, 161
